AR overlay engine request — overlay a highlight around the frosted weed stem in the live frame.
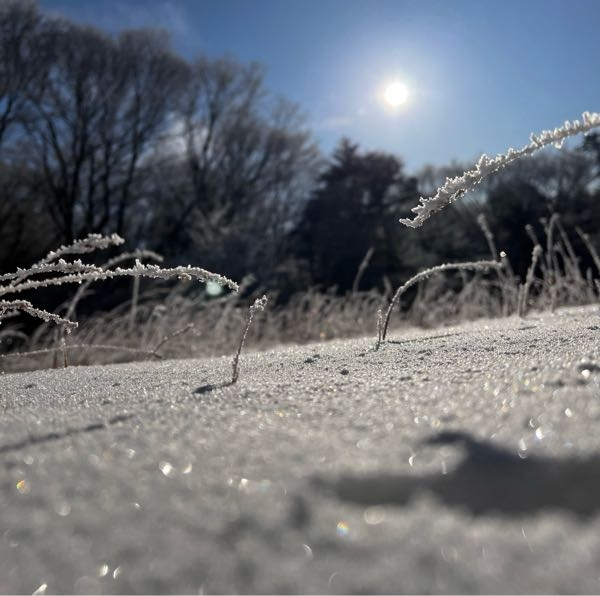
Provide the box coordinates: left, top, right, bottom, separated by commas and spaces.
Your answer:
541, 215, 560, 312
5, 323, 197, 367
352, 246, 375, 294
518, 245, 543, 317
231, 295, 268, 384
377, 260, 503, 349
401, 112, 600, 228
576, 226, 600, 278
375, 307, 383, 350
477, 214, 516, 315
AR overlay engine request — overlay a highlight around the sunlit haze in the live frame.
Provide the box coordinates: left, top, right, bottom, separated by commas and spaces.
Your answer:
382, 81, 409, 109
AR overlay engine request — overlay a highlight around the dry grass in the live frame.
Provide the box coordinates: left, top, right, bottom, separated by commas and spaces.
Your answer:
1, 215, 599, 372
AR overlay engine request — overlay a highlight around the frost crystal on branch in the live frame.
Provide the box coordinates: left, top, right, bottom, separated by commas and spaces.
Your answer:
0, 260, 239, 298
0, 300, 78, 332
250, 294, 269, 314
113, 261, 239, 291
0, 234, 239, 335
38, 234, 125, 264
0, 260, 103, 284
377, 260, 503, 347
231, 295, 268, 383
400, 111, 600, 228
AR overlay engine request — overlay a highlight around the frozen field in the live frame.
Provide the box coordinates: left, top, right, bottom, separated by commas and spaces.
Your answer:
1, 305, 600, 593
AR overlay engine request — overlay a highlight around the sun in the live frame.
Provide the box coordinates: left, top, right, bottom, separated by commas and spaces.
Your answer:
382, 81, 409, 108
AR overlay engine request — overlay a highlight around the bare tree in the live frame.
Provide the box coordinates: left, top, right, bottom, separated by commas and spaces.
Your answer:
111, 29, 190, 237
0, 8, 319, 283
149, 56, 320, 279
0, 0, 42, 148
20, 20, 189, 243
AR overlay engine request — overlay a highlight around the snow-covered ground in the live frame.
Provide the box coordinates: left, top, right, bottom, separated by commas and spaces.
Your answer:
1, 305, 600, 593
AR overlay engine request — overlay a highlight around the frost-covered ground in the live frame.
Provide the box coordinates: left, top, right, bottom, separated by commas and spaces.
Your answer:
1, 305, 600, 594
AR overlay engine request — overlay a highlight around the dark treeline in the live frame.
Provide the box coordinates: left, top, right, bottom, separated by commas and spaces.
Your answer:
2, 0, 600, 309
0, 0, 320, 286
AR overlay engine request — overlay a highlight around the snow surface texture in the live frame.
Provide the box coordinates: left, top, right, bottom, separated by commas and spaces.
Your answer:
1, 305, 600, 593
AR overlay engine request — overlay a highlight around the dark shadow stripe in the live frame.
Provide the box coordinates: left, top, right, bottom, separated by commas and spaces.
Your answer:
0, 413, 134, 455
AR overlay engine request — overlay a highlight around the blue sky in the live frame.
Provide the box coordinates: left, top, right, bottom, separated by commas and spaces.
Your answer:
40, 0, 600, 173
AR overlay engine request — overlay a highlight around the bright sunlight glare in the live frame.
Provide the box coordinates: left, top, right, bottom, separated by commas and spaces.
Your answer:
382, 81, 409, 109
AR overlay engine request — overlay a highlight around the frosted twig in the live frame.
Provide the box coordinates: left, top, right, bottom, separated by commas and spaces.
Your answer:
555, 217, 581, 280
543, 215, 559, 272
0, 344, 164, 361
352, 246, 375, 294
477, 214, 499, 261
64, 249, 164, 322
1, 234, 237, 344
59, 335, 68, 368
0, 300, 78, 332
375, 307, 383, 350
519, 244, 543, 317
477, 214, 516, 315
379, 260, 503, 345
231, 295, 268, 384
525, 224, 541, 247
401, 112, 600, 227
11, 234, 122, 288
576, 226, 600, 278
113, 261, 239, 291
151, 323, 195, 354
0, 260, 102, 285
0, 260, 238, 298
37, 233, 125, 265
1, 324, 197, 366
541, 215, 560, 312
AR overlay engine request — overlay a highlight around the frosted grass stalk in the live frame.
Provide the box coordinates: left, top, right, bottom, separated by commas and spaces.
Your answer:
0, 260, 102, 285
401, 112, 600, 228
0, 260, 238, 298
519, 245, 543, 317
0, 300, 78, 332
477, 214, 517, 314
378, 260, 503, 347
37, 234, 125, 265
64, 249, 164, 322
352, 246, 375, 294
576, 226, 600, 277
231, 295, 268, 383
555, 217, 580, 280
0, 235, 238, 343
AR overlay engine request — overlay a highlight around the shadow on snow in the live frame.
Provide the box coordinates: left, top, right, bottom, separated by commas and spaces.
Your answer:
313, 430, 600, 518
